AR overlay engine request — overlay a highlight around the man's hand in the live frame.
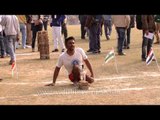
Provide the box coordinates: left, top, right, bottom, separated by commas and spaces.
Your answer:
84, 27, 88, 30
145, 30, 149, 35
50, 23, 53, 27
17, 36, 20, 42
45, 83, 55, 86
90, 74, 94, 78
35, 20, 40, 25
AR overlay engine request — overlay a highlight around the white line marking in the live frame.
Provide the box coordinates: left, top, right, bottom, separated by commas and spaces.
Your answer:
0, 86, 159, 100
16, 52, 59, 56
16, 53, 39, 56
1, 74, 160, 85
0, 81, 69, 85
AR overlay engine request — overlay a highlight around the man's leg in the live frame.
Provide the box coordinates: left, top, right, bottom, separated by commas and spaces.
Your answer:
43, 21, 48, 31
31, 26, 37, 51
72, 65, 81, 83
26, 23, 32, 45
0, 35, 5, 57
7, 35, 16, 64
20, 23, 27, 48
142, 30, 148, 60
56, 26, 65, 51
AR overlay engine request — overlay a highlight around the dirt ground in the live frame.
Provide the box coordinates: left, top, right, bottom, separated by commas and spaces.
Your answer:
1, 25, 160, 105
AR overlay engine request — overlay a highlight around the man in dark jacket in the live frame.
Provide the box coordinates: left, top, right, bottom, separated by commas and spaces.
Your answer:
31, 15, 43, 52
141, 15, 156, 61
79, 15, 87, 39
61, 15, 68, 39
123, 15, 135, 49
154, 15, 160, 44
85, 15, 102, 53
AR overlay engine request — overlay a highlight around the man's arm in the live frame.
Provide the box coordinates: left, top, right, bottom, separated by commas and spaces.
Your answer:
46, 66, 61, 86
84, 59, 94, 78
142, 15, 149, 34
126, 15, 130, 29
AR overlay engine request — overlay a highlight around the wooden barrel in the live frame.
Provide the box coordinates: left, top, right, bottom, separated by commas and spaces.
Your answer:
37, 31, 50, 59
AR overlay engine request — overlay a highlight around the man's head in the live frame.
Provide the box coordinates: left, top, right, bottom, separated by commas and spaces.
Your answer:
65, 36, 75, 51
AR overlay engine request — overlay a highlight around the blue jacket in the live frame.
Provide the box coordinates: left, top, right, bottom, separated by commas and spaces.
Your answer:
50, 15, 65, 27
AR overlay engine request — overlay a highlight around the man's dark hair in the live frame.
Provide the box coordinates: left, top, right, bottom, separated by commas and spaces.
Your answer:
65, 36, 75, 45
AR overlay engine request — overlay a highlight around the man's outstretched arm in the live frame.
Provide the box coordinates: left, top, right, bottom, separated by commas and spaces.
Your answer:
46, 66, 60, 86
84, 59, 94, 78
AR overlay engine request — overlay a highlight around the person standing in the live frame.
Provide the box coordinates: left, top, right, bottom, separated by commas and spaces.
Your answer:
85, 15, 101, 53
79, 15, 87, 39
154, 15, 160, 44
0, 24, 5, 58
103, 15, 112, 40
112, 15, 130, 55
50, 15, 65, 52
0, 15, 20, 65
61, 15, 68, 39
123, 15, 135, 49
16, 15, 27, 49
141, 15, 156, 61
31, 15, 43, 52
26, 15, 32, 46
42, 15, 50, 31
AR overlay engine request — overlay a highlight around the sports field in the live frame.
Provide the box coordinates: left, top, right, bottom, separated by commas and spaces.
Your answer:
1, 24, 160, 105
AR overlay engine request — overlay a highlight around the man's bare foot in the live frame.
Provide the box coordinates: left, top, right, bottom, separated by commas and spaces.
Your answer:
78, 81, 89, 90
73, 81, 79, 87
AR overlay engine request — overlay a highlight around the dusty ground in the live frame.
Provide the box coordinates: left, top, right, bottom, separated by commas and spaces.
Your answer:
1, 25, 160, 105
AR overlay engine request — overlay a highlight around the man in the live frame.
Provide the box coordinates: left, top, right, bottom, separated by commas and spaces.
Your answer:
0, 15, 20, 65
141, 15, 156, 61
123, 15, 135, 49
50, 15, 65, 52
31, 15, 43, 52
26, 15, 32, 46
112, 15, 130, 55
85, 15, 102, 53
16, 15, 27, 49
46, 36, 94, 86
154, 15, 160, 44
61, 15, 68, 39
79, 15, 87, 39
103, 15, 112, 40
42, 15, 50, 31
0, 24, 5, 58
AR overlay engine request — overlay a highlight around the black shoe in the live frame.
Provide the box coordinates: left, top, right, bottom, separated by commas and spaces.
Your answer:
123, 46, 127, 49
98, 50, 101, 53
81, 37, 85, 39
106, 35, 110, 40
87, 49, 93, 52
118, 52, 126, 56
52, 49, 59, 52
127, 46, 130, 49
92, 50, 99, 54
142, 58, 146, 61
1, 55, 5, 58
